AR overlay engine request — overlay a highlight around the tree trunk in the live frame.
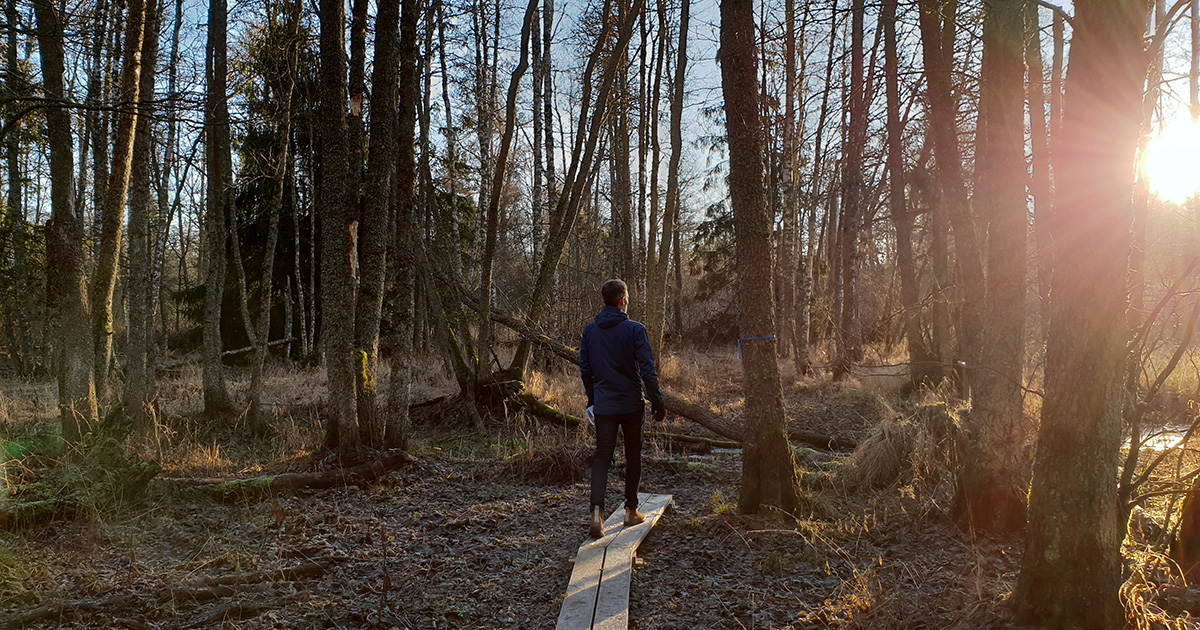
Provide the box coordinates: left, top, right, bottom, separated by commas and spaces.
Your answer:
385, 0, 421, 449
88, 0, 111, 302
610, 0, 634, 283
319, 0, 361, 453
92, 0, 148, 403
646, 4, 665, 333
348, 0, 368, 179
883, 0, 933, 387
777, 0, 797, 367
3, 0, 31, 374
917, 0, 986, 378
248, 0, 301, 436
721, 0, 800, 515
123, 0, 162, 427
833, 0, 865, 380
34, 0, 98, 441
648, 0, 688, 359
798, 5, 838, 377
1014, 0, 1149, 625
1025, 2, 1053, 333
228, 207, 258, 347
508, 0, 643, 373
951, 0, 1028, 534
351, 0, 401, 448
202, 0, 233, 416
531, 0, 545, 264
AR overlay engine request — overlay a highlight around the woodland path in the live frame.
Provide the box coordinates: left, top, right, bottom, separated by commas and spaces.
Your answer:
555, 493, 673, 630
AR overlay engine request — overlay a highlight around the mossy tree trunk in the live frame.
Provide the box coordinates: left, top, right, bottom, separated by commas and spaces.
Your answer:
720, 0, 799, 515
352, 0, 402, 448
34, 0, 97, 441
384, 0, 421, 449
319, 0, 361, 453
1014, 0, 1149, 626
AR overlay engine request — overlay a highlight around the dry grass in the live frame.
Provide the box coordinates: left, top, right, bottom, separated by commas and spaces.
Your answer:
845, 398, 959, 491
1122, 547, 1197, 630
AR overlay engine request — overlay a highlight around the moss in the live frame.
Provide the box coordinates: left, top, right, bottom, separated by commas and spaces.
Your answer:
0, 545, 33, 605
210, 476, 277, 502
354, 349, 375, 391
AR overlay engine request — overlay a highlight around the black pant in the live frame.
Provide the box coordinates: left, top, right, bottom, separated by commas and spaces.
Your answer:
590, 410, 643, 512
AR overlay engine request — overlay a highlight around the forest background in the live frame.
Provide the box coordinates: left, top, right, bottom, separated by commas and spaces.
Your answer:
0, 0, 1197, 626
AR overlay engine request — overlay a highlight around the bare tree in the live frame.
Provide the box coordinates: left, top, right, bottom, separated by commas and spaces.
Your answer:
203, 0, 234, 416
248, 0, 302, 435
319, 0, 362, 452
832, 0, 865, 380
952, 0, 1029, 534
35, 0, 97, 441
647, 0, 688, 358
721, 0, 800, 514
92, 0, 148, 402
124, 0, 162, 427
3, 0, 31, 374
477, 0, 540, 390
1015, 0, 1150, 624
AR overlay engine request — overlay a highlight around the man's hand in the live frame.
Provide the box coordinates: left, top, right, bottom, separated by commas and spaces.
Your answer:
652, 406, 665, 422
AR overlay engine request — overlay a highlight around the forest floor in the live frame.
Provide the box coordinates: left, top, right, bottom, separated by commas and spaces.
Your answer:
0, 349, 1187, 629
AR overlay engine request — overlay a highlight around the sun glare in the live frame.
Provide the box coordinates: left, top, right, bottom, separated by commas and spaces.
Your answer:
1142, 118, 1200, 205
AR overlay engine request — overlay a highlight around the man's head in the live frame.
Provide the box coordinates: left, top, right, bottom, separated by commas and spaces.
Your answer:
601, 279, 628, 311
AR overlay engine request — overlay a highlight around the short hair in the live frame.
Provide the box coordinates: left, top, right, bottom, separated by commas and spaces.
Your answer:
601, 279, 628, 307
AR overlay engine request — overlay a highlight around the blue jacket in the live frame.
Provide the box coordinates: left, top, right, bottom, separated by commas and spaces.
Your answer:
580, 306, 664, 415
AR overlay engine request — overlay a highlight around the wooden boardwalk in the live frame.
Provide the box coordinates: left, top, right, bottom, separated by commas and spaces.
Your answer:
555, 493, 673, 630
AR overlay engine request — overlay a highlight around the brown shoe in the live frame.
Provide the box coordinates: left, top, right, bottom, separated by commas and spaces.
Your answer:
589, 507, 604, 539
624, 508, 645, 526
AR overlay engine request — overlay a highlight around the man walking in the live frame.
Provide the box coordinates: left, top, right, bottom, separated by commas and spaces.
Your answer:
580, 279, 665, 538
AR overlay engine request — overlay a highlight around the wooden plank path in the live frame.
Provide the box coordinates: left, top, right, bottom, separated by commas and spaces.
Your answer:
555, 493, 673, 630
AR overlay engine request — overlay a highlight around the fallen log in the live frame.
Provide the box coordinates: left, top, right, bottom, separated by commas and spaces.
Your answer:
443, 286, 858, 451
0, 561, 330, 628
0, 594, 136, 628
200, 560, 329, 587
645, 431, 741, 450
207, 451, 417, 501
516, 392, 585, 428
661, 393, 743, 442
157, 337, 299, 371
0, 497, 79, 532
789, 429, 857, 451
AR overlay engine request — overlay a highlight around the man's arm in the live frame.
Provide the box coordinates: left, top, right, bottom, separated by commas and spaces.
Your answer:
580, 326, 595, 407
634, 324, 663, 412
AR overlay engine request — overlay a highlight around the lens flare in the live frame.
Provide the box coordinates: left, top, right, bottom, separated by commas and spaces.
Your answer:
1142, 118, 1200, 205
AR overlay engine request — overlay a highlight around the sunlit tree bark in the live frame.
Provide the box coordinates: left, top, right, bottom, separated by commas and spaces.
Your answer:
92, 0, 147, 402
952, 0, 1029, 534
1015, 0, 1150, 625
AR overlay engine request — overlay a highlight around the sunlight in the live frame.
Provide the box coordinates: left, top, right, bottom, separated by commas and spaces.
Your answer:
1142, 117, 1200, 205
